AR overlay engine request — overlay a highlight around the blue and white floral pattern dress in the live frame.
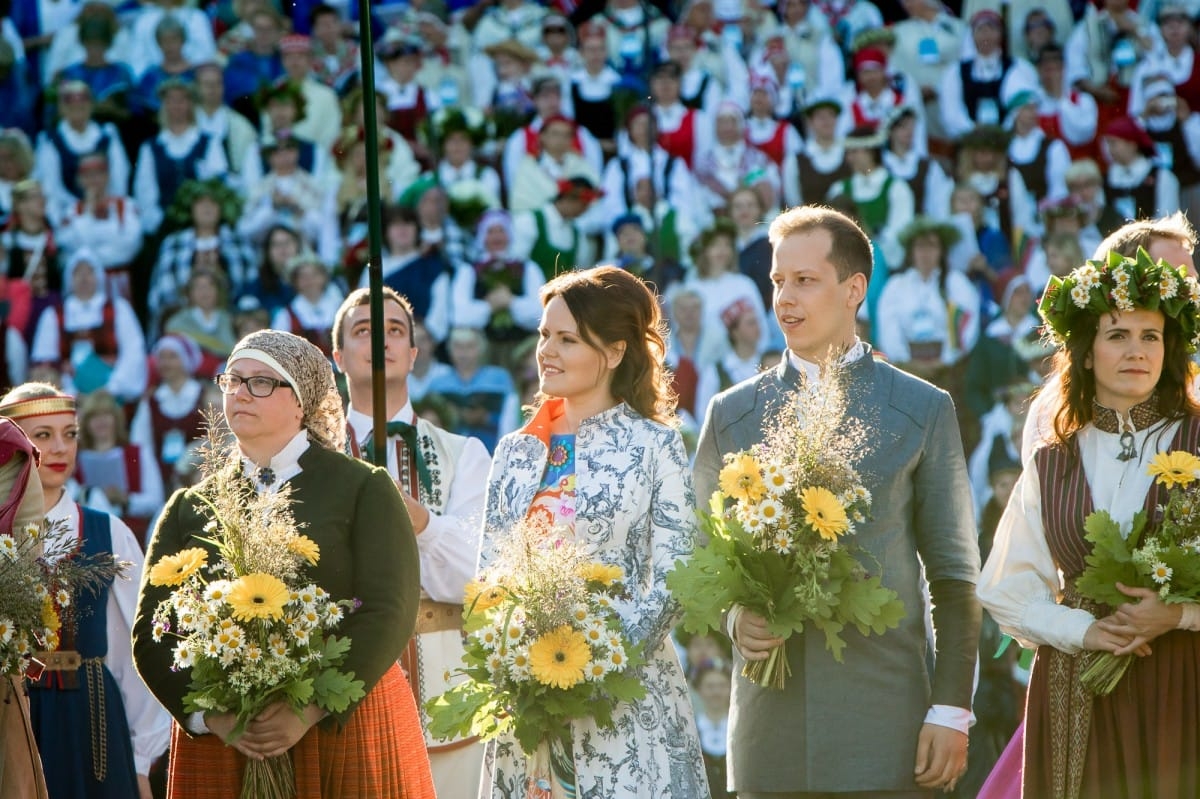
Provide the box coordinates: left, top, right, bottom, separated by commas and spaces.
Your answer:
479, 399, 709, 799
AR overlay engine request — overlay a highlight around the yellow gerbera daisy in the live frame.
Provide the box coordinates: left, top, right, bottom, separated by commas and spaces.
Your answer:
719, 453, 767, 504
287, 535, 320, 566
227, 573, 290, 622
148, 548, 209, 587
40, 597, 60, 631
578, 562, 624, 586
528, 625, 590, 690
463, 580, 506, 614
1147, 450, 1200, 489
801, 486, 849, 541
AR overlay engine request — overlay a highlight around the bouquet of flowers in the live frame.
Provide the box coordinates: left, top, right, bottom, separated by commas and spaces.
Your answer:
145, 430, 364, 799
1, 520, 126, 678
1075, 449, 1200, 695
425, 517, 646, 794
667, 369, 905, 689
447, 179, 501, 233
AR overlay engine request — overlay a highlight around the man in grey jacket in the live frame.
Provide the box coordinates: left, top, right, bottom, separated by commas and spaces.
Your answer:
694, 205, 982, 798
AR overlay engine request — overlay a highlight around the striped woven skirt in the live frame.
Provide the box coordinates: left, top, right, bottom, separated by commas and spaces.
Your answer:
166, 664, 436, 799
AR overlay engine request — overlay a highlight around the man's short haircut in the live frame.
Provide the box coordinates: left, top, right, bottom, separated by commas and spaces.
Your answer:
332, 286, 415, 351
1094, 212, 1197, 260
767, 204, 873, 283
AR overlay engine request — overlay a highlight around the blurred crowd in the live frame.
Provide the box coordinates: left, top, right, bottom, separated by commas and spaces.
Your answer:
3, 0, 1198, 795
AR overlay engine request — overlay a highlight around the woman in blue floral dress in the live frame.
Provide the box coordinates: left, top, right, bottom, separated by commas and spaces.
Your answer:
479, 266, 708, 799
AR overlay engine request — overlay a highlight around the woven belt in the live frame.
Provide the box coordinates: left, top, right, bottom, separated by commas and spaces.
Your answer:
33, 650, 82, 672
415, 599, 463, 635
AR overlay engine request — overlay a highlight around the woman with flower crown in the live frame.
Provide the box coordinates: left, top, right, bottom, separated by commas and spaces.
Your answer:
0, 382, 171, 799
479, 266, 708, 798
132, 330, 435, 798
978, 249, 1200, 797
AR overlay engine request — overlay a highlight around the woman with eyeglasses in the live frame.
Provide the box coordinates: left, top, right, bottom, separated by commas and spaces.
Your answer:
132, 329, 436, 798
0, 382, 171, 799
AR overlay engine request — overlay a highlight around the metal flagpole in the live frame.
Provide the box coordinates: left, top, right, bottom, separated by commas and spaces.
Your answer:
357, 0, 388, 467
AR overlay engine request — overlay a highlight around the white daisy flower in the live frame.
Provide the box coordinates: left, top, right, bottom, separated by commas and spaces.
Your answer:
1151, 562, 1173, 584
173, 644, 196, 669
0, 535, 16, 559
757, 497, 785, 526
0, 619, 13, 644
1070, 284, 1091, 308
770, 533, 792, 555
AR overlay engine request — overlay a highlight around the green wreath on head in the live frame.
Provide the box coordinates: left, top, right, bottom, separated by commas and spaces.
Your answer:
166, 178, 243, 232
1039, 248, 1200, 353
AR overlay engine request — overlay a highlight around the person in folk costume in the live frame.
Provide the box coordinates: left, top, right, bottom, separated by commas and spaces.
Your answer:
33, 79, 129, 228
238, 131, 333, 254
133, 330, 436, 798
473, 39, 541, 144
1, 178, 55, 342
694, 204, 982, 798
650, 60, 712, 171
338, 87, 421, 199
241, 77, 331, 190
193, 62, 258, 193
360, 204, 454, 345
563, 22, 622, 157
272, 34, 341, 152
784, 94, 850, 208
838, 46, 926, 153
605, 211, 687, 292
692, 101, 780, 216
536, 12, 581, 81
501, 75, 604, 201
1032, 44, 1100, 163
955, 124, 1036, 255
827, 124, 914, 269
602, 103, 707, 249
470, 0, 548, 55
479, 266, 709, 798
74, 388, 164, 547
307, 3, 359, 91
2, 383, 171, 799
508, 114, 602, 213
745, 73, 803, 172
1137, 74, 1200, 235
1102, 116, 1180, 223
162, 269, 239, 380
664, 286, 717, 423
269, 251, 344, 358
940, 9, 1039, 142
30, 249, 147, 404
456, 209, 545, 347
758, 2, 845, 116
1005, 90, 1071, 215
0, 416, 48, 799
0, 129, 35, 226
978, 250, 1200, 798
600, 0, 670, 84
694, 297, 768, 424
728, 186, 777, 339
429, 107, 503, 213
511, 176, 602, 283
56, 152, 142, 302
54, 5, 135, 133
129, 334, 212, 494
132, 78, 228, 236
683, 218, 772, 361
665, 24, 725, 114
883, 105, 955, 219
219, 5, 284, 125
331, 287, 491, 799
1064, 0, 1155, 137
377, 34, 436, 150
874, 216, 982, 446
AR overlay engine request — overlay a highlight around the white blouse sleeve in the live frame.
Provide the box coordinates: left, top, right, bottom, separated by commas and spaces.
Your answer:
106, 516, 172, 774
977, 459, 1097, 654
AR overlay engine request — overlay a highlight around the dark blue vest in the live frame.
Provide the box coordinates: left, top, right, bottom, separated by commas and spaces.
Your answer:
258, 137, 317, 175
150, 133, 211, 211
49, 126, 112, 200
382, 253, 448, 319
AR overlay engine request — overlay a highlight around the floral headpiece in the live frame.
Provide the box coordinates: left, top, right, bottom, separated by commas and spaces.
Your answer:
1039, 248, 1200, 352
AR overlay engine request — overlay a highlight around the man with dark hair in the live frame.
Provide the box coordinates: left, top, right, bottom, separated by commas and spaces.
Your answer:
331, 287, 490, 798
694, 204, 982, 798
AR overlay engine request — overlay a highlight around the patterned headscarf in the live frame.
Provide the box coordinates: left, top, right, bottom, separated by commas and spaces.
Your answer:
227, 330, 345, 452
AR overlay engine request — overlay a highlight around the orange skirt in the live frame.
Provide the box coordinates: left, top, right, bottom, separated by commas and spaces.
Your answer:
167, 664, 435, 799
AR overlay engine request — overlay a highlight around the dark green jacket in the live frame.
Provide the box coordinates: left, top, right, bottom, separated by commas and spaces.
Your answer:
132, 443, 420, 729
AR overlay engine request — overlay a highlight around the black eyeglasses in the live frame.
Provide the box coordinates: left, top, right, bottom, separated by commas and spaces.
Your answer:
213, 373, 293, 398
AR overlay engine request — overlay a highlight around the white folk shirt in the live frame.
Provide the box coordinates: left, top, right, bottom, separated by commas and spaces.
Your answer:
44, 492, 171, 774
